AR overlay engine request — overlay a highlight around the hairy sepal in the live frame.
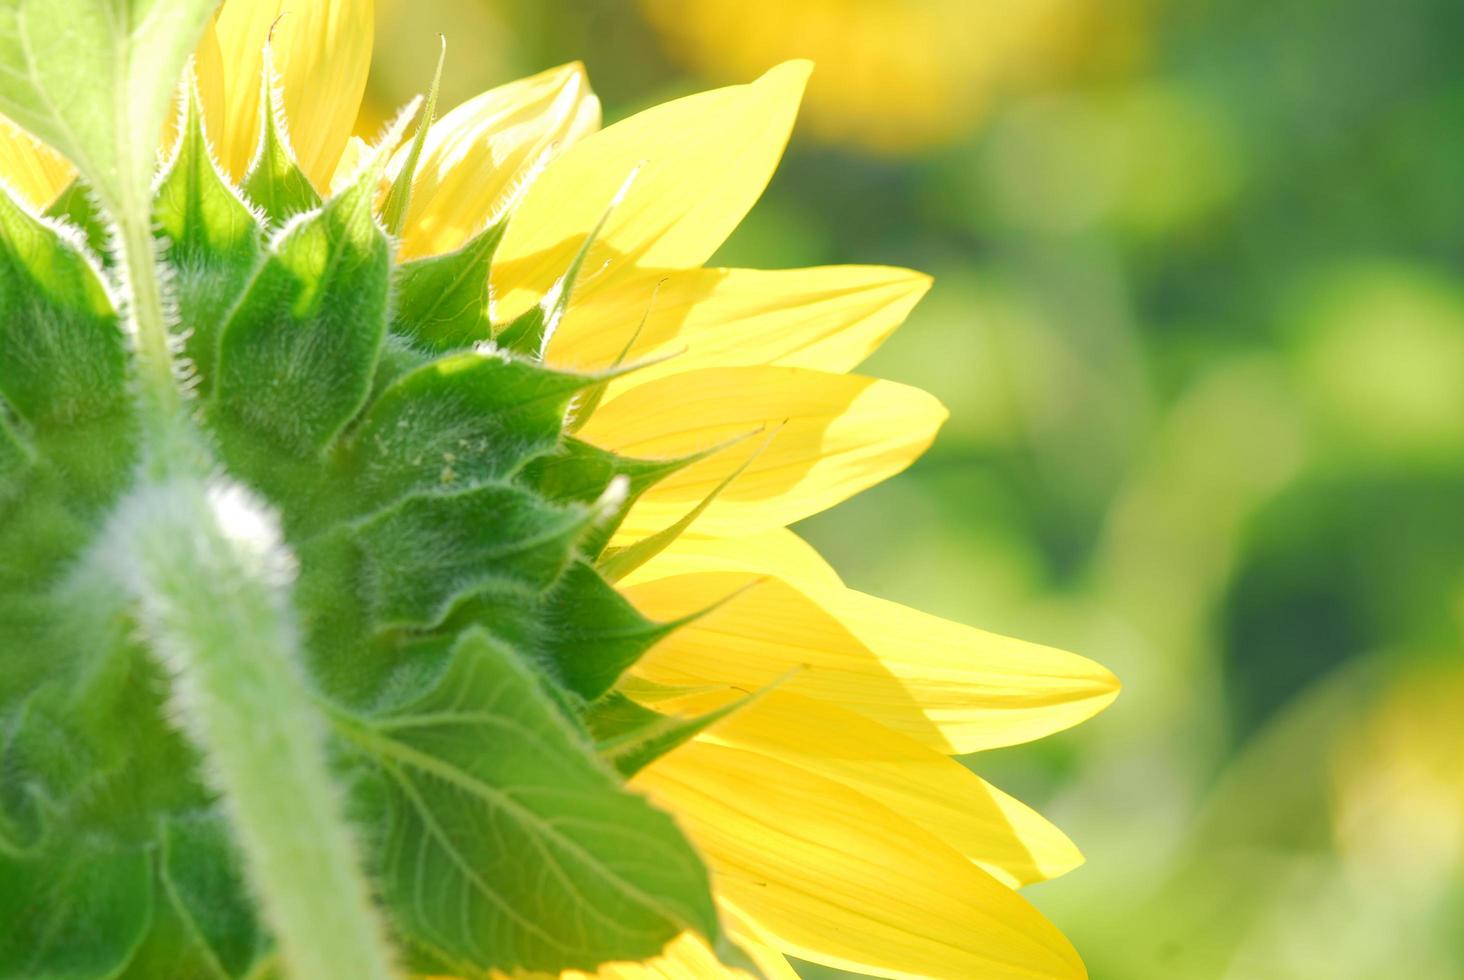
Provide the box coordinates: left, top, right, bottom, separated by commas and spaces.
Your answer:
155, 79, 266, 395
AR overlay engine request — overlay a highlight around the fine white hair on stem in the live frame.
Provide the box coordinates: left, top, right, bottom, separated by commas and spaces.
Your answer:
94, 476, 399, 980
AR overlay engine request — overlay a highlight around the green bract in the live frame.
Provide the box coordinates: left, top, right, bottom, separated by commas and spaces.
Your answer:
0, 43, 732, 980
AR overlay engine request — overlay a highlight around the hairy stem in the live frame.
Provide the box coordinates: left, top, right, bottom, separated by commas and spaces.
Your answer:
113, 184, 184, 451
104, 478, 399, 980
105, 188, 400, 979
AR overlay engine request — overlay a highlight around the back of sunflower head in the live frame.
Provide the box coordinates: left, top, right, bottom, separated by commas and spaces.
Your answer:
0, 3, 730, 978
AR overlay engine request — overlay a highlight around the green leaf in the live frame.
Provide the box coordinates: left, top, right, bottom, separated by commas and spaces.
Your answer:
155, 81, 264, 395
213, 160, 389, 456
391, 219, 504, 351
586, 689, 755, 778
353, 483, 593, 631
116, 813, 266, 980
242, 48, 322, 227
0, 0, 217, 207
335, 627, 719, 975
160, 813, 267, 977
341, 350, 594, 513
0, 185, 125, 428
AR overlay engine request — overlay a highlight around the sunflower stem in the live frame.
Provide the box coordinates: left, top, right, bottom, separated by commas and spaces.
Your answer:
102, 477, 400, 980
105, 190, 401, 980
113, 185, 188, 465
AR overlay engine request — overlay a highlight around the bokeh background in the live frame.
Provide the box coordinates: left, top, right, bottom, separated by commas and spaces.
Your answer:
364, 2, 1464, 977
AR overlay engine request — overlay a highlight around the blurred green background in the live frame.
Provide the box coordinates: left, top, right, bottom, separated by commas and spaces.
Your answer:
366, 1, 1464, 977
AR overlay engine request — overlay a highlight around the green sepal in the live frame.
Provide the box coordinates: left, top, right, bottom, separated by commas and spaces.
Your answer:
539, 559, 678, 701
0, 678, 181, 979
716, 937, 772, 980
563, 285, 662, 436
334, 627, 719, 976
391, 218, 504, 351
155, 80, 265, 394
380, 37, 444, 237
0, 186, 125, 428
0, 408, 32, 507
494, 288, 555, 358
597, 428, 772, 581
44, 180, 111, 261
529, 437, 694, 507
617, 676, 728, 703
367, 331, 434, 398
0, 188, 134, 525
213, 158, 389, 457
339, 349, 596, 513
0, 693, 69, 852
525, 437, 715, 560
495, 169, 634, 357
10, 628, 211, 844
352, 483, 592, 631
586, 689, 755, 778
242, 48, 322, 227
4, 671, 258, 980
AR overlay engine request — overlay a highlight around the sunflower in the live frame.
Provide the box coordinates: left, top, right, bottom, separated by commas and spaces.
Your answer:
0, 1, 1116, 978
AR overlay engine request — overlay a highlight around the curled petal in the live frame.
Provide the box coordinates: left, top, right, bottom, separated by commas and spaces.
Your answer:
395, 62, 600, 260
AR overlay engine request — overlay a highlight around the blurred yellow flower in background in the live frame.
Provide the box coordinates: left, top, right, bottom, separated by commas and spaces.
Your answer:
1334, 665, 1464, 894
638, 0, 1103, 153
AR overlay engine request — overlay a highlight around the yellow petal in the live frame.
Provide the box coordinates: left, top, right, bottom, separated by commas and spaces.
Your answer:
395, 63, 600, 261
637, 741, 1087, 980
719, 903, 803, 980
620, 529, 842, 591
489, 61, 811, 323
0, 115, 74, 210
661, 689, 1082, 887
577, 366, 946, 539
329, 135, 370, 194
624, 572, 1119, 754
199, 0, 374, 188
547, 266, 931, 388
